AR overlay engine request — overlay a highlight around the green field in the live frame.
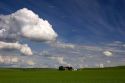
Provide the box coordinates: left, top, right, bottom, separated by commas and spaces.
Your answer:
0, 67, 125, 83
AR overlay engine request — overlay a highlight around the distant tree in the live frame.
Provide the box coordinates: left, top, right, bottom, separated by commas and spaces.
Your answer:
59, 66, 65, 71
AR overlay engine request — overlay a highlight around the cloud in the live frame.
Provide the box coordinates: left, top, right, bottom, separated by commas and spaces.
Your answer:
106, 60, 111, 63
0, 41, 33, 56
0, 56, 4, 63
48, 56, 68, 65
0, 8, 58, 56
35, 41, 125, 68
0, 56, 19, 64
103, 51, 113, 57
26, 60, 35, 66
11, 57, 19, 63
0, 8, 57, 42
50, 41, 75, 49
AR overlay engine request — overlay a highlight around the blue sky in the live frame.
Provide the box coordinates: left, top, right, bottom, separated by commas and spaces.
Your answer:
0, 0, 125, 68
1, 0, 125, 43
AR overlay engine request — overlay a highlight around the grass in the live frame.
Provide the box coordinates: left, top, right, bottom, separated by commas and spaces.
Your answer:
0, 67, 125, 83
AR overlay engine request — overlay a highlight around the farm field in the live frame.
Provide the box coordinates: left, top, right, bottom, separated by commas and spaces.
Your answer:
0, 67, 125, 83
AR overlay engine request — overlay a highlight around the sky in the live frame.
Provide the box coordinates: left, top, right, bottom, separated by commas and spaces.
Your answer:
0, 0, 125, 68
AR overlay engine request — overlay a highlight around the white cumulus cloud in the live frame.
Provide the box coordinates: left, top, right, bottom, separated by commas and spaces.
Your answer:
0, 41, 33, 56
103, 51, 113, 57
0, 8, 57, 42
0, 8, 58, 56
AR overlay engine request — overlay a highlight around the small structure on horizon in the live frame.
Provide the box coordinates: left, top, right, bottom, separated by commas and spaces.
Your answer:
59, 66, 73, 71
